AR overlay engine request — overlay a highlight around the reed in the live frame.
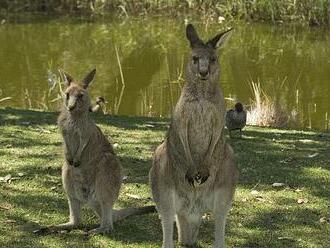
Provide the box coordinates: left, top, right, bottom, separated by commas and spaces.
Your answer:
0, 89, 12, 104
113, 45, 125, 115
247, 80, 288, 128
0, 97, 12, 103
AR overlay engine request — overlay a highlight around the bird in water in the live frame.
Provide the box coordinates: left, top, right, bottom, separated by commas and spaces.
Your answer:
90, 96, 106, 113
226, 102, 247, 137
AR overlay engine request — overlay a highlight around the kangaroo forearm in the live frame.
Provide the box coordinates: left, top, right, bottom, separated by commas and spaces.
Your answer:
64, 142, 73, 160
178, 124, 194, 168
204, 132, 221, 163
74, 138, 90, 160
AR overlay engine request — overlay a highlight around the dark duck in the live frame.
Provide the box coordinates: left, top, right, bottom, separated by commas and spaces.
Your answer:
226, 102, 247, 137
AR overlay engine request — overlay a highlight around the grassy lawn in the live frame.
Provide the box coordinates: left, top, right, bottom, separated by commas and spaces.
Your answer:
0, 108, 329, 248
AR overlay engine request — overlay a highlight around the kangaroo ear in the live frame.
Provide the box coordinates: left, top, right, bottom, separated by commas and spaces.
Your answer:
61, 70, 74, 86
82, 68, 96, 89
186, 24, 203, 48
207, 28, 233, 49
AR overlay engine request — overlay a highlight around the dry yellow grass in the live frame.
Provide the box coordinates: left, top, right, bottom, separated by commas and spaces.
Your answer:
247, 81, 288, 128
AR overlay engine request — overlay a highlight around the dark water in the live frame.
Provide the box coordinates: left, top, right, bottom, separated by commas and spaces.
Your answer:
0, 17, 329, 131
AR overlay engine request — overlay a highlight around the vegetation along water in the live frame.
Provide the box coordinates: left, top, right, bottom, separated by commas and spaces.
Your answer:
0, 17, 329, 131
1, 1, 329, 25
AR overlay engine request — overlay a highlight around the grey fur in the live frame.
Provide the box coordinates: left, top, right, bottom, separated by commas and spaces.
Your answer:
149, 25, 238, 248
52, 69, 155, 235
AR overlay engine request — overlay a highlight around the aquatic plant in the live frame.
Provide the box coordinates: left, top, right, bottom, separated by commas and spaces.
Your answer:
1, 0, 329, 25
0, 90, 11, 104
247, 80, 288, 128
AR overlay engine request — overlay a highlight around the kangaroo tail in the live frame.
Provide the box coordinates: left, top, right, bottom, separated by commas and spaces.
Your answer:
113, 205, 156, 222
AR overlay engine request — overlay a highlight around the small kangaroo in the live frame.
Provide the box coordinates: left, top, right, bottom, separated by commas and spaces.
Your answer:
149, 25, 238, 248
51, 69, 154, 235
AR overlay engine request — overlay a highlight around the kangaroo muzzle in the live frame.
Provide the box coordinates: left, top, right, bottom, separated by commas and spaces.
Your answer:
199, 70, 209, 80
198, 58, 210, 80
67, 97, 77, 111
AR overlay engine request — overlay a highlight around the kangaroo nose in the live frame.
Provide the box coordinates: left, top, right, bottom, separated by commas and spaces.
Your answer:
199, 71, 209, 79
67, 105, 75, 111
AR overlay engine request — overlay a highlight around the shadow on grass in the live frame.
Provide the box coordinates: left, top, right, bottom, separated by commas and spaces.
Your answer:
1, 183, 161, 246
0, 108, 57, 125
0, 108, 329, 247
0, 108, 169, 132
0, 214, 110, 248
119, 155, 152, 184
234, 206, 326, 248
230, 128, 330, 199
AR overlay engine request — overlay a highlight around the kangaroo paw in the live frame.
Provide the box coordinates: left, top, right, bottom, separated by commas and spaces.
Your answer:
87, 226, 113, 236
194, 170, 209, 185
185, 174, 195, 187
33, 226, 52, 235
72, 159, 81, 167
66, 158, 73, 166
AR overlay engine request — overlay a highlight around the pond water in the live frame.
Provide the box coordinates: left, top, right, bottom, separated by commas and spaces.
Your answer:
0, 17, 329, 131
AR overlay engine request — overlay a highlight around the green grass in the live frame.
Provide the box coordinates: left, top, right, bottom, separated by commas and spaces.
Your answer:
0, 108, 329, 248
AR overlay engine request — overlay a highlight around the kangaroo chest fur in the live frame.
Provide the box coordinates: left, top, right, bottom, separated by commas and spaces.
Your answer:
58, 114, 107, 202
59, 115, 106, 165
61, 119, 81, 156
169, 94, 226, 166
167, 87, 227, 214
186, 100, 224, 162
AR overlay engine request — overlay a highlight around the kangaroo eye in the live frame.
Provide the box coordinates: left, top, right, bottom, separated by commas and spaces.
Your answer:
192, 56, 199, 64
210, 56, 217, 63
78, 93, 84, 98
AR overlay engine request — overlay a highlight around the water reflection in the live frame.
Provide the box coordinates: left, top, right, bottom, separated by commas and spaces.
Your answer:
0, 18, 329, 131
111, 39, 161, 115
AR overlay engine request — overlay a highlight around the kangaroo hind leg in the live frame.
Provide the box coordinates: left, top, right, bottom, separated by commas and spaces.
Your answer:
176, 212, 201, 247
52, 196, 81, 231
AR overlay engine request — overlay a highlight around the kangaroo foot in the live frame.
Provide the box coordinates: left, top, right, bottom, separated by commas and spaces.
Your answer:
87, 226, 113, 235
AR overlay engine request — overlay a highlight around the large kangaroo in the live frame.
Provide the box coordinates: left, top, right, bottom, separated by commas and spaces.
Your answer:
149, 25, 238, 248
52, 69, 154, 235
